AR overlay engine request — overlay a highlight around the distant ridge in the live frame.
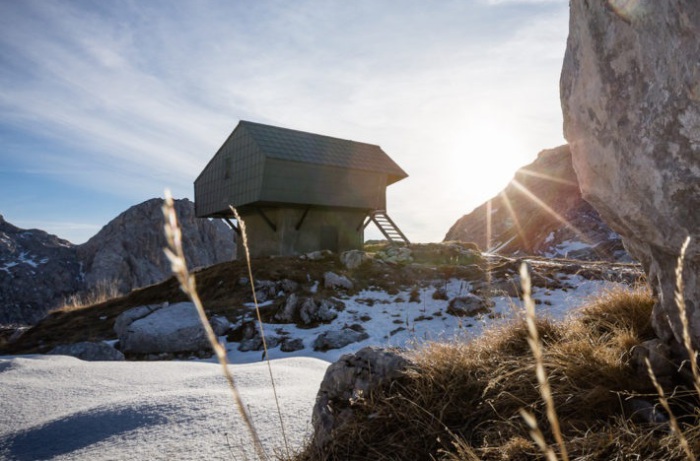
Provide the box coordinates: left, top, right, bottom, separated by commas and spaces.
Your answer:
0, 198, 235, 325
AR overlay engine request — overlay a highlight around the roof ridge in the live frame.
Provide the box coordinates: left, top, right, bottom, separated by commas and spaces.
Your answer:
239, 120, 381, 148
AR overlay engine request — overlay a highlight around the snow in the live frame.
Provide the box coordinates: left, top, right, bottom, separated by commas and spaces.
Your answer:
0, 273, 630, 460
544, 231, 555, 244
1, 252, 50, 273
544, 239, 592, 258
0, 262, 18, 274
224, 276, 622, 365
0, 355, 327, 460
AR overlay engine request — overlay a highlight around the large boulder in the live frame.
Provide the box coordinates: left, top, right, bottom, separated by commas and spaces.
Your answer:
114, 302, 221, 355
311, 347, 411, 449
561, 2, 700, 346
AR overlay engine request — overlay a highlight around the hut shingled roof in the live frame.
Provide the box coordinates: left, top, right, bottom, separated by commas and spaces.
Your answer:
240, 121, 408, 184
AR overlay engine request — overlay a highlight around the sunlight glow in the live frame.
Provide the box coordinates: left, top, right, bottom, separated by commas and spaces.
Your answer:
510, 179, 598, 254
446, 119, 530, 206
499, 190, 529, 251
517, 168, 579, 187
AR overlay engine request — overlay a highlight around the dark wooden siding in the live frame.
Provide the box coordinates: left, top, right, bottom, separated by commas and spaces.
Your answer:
195, 128, 265, 217
259, 159, 387, 210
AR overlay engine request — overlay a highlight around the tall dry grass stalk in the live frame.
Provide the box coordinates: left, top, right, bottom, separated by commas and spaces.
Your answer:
230, 205, 291, 458
641, 235, 698, 461
162, 190, 267, 460
519, 262, 569, 461
644, 357, 694, 460
643, 236, 697, 461
674, 237, 700, 396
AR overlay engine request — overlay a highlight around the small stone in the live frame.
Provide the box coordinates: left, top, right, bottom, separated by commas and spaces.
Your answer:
280, 338, 305, 352
446, 294, 492, 317
313, 328, 369, 352
49, 341, 125, 361
324, 272, 354, 291
340, 250, 369, 269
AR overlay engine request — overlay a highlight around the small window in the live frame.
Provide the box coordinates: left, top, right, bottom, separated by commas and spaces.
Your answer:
224, 157, 231, 179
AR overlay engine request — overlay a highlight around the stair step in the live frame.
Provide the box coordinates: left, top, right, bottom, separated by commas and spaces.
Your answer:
367, 210, 410, 245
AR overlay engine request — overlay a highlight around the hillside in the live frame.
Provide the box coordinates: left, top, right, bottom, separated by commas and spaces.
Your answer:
1, 242, 643, 363
445, 145, 629, 262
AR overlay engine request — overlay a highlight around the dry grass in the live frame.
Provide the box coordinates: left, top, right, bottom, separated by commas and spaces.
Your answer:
290, 284, 700, 461
53, 279, 122, 314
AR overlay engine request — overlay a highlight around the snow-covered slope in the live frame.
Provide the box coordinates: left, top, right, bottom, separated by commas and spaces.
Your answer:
0, 355, 327, 460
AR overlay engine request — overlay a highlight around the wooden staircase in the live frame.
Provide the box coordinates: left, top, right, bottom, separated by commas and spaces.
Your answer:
364, 210, 410, 245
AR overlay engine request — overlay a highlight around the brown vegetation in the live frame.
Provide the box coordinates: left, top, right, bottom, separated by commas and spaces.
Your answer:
291, 287, 700, 460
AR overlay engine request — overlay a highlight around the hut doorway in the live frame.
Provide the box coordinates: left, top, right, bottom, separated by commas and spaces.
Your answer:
320, 225, 339, 252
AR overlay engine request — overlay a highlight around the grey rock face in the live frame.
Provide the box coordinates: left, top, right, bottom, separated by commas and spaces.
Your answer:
78, 198, 235, 294
1, 198, 236, 326
339, 250, 369, 270
0, 215, 83, 325
311, 347, 411, 450
115, 302, 211, 354
49, 341, 125, 361
275, 294, 344, 325
561, 2, 700, 347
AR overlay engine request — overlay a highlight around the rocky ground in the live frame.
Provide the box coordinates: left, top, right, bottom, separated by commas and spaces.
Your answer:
0, 242, 644, 364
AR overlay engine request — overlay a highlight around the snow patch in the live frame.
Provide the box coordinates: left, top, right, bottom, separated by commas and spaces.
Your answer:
0, 355, 327, 460
544, 239, 592, 258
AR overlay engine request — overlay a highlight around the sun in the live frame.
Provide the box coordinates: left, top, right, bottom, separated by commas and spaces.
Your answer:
445, 119, 530, 207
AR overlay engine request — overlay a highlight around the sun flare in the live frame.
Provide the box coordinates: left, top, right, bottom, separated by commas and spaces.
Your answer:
446, 120, 530, 205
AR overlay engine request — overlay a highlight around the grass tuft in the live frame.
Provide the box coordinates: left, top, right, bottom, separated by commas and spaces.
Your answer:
53, 279, 122, 314
290, 284, 694, 461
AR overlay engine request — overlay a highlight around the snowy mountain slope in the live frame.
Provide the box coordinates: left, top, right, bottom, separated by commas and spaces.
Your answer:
0, 215, 82, 325
3, 244, 644, 365
0, 199, 235, 326
0, 245, 646, 460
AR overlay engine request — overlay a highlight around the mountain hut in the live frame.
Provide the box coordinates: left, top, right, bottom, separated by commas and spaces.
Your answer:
194, 121, 409, 257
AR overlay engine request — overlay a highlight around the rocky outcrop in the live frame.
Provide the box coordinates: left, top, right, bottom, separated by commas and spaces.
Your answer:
313, 326, 369, 352
78, 198, 235, 294
311, 347, 411, 449
0, 215, 83, 325
445, 146, 628, 262
561, 2, 700, 347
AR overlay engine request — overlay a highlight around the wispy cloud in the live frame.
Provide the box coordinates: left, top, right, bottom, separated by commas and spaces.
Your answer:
0, 0, 569, 243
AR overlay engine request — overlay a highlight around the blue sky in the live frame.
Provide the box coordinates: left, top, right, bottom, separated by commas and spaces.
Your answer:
0, 0, 568, 244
